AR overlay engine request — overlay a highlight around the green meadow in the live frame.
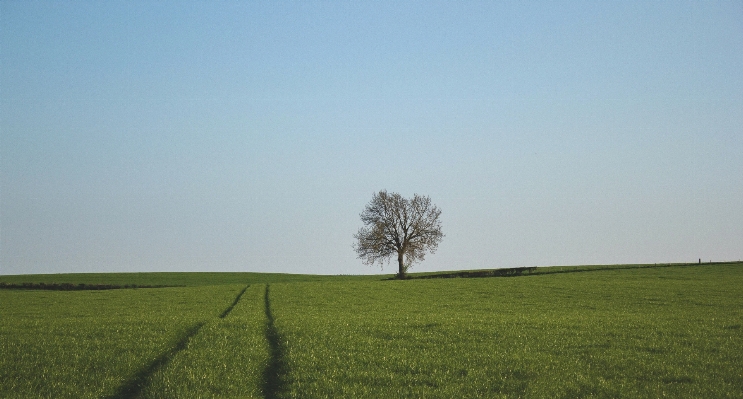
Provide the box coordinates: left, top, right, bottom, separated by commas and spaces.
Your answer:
1, 263, 742, 398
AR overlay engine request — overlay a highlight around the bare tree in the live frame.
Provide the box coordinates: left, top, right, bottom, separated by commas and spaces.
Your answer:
353, 190, 444, 278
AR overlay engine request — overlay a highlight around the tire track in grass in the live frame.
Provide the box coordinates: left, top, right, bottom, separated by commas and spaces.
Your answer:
107, 322, 205, 399
220, 285, 250, 319
263, 284, 288, 399
108, 285, 250, 399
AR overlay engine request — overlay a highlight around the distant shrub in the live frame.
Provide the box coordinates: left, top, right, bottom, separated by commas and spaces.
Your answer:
0, 282, 179, 291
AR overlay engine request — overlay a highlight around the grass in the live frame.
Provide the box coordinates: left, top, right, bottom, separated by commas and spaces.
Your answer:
0, 271, 379, 287
1, 263, 741, 398
137, 285, 269, 399
0, 285, 242, 398
270, 264, 743, 398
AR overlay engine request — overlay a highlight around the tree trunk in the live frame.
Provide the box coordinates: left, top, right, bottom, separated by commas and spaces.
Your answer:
397, 251, 405, 279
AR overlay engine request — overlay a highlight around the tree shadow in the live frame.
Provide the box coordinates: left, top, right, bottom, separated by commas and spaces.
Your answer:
262, 284, 288, 399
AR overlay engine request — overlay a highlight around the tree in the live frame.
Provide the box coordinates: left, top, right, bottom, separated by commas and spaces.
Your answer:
353, 190, 444, 278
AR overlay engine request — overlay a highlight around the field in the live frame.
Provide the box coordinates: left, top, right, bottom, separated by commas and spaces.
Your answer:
1, 263, 742, 398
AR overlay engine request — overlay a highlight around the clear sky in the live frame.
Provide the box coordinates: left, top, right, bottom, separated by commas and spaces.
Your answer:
1, 1, 741, 275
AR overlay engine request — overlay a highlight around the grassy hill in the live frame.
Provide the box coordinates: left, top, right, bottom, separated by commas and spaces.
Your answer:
1, 262, 741, 398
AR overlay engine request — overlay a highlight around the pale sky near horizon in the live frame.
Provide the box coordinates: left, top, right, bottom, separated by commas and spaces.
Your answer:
1, 1, 742, 276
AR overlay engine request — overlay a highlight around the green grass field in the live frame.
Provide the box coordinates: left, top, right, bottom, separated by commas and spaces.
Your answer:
1, 263, 742, 398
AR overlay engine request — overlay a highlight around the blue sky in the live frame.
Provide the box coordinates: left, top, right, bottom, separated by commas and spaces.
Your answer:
2, 1, 741, 275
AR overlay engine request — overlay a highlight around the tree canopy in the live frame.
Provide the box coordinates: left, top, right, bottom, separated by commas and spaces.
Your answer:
353, 190, 444, 278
